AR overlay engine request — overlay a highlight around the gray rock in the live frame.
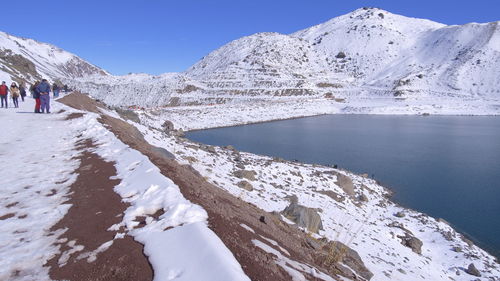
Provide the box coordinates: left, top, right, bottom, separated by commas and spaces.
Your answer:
358, 193, 368, 202
281, 195, 323, 233
317, 190, 345, 203
325, 241, 374, 280
171, 129, 185, 137
394, 211, 405, 218
200, 145, 217, 154
465, 263, 481, 277
183, 156, 197, 163
305, 237, 323, 250
442, 231, 454, 241
335, 51, 346, 59
452, 246, 462, 252
224, 145, 236, 151
398, 233, 423, 254
161, 120, 175, 132
234, 170, 257, 181
237, 181, 253, 191
335, 173, 355, 197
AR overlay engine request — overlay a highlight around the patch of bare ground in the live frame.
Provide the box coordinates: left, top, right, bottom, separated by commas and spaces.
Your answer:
59, 92, 372, 281
0, 213, 16, 220
46, 138, 153, 281
64, 112, 85, 120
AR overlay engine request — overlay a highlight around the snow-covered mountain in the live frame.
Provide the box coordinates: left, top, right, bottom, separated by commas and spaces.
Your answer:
0, 31, 107, 84
188, 7, 500, 98
63, 7, 499, 111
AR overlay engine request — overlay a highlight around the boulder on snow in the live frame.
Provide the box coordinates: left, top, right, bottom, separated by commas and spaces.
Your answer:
394, 90, 405, 97
335, 173, 355, 197
394, 211, 405, 218
200, 145, 217, 154
237, 181, 253, 191
323, 241, 374, 280
465, 263, 481, 277
317, 190, 345, 203
335, 51, 346, 59
281, 195, 323, 233
234, 170, 257, 181
358, 193, 368, 202
161, 120, 175, 132
398, 232, 423, 254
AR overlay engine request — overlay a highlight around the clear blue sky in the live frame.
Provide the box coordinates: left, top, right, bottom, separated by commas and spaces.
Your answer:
3, 0, 499, 75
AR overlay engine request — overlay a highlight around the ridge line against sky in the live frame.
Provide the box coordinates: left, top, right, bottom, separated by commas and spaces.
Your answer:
2, 0, 499, 75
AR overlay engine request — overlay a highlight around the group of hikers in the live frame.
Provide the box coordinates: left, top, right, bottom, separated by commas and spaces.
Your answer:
0, 79, 62, 113
0, 81, 26, 109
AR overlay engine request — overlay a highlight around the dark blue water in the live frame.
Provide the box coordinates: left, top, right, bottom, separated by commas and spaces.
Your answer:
186, 115, 500, 258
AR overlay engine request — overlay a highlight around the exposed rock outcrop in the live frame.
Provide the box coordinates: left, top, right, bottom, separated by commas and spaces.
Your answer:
465, 263, 481, 277
398, 232, 423, 255
234, 169, 257, 181
281, 195, 323, 233
161, 120, 175, 132
335, 172, 356, 197
237, 180, 253, 191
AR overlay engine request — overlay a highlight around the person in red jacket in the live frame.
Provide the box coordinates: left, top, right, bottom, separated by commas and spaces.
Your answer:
30, 81, 41, 113
0, 81, 8, 108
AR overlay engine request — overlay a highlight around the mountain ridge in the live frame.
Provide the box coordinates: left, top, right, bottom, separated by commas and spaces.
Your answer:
60, 7, 499, 109
0, 31, 108, 84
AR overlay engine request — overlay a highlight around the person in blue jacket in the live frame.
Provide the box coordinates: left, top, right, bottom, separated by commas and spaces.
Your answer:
37, 79, 51, 113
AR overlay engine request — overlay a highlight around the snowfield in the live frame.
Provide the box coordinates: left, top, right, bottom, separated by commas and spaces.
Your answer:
0, 96, 249, 281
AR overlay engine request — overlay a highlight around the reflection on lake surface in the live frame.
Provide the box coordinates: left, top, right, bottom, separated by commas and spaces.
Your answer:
187, 114, 500, 257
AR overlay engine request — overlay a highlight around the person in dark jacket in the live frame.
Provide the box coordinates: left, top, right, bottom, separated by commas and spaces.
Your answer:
37, 79, 51, 113
52, 83, 60, 98
19, 83, 26, 102
30, 81, 41, 113
0, 81, 8, 108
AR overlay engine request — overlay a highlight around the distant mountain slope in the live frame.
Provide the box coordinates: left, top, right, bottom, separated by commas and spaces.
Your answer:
63, 7, 500, 108
186, 32, 337, 95
0, 31, 107, 84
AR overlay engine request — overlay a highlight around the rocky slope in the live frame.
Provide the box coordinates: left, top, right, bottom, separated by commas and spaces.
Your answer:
0, 31, 107, 84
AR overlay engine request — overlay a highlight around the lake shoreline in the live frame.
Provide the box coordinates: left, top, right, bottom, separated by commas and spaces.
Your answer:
182, 111, 500, 133
187, 132, 500, 261
185, 114, 500, 261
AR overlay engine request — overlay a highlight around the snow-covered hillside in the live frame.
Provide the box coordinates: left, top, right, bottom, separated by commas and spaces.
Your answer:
0, 31, 107, 84
63, 7, 500, 111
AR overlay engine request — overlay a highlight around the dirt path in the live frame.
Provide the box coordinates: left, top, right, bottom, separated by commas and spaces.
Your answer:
47, 138, 153, 281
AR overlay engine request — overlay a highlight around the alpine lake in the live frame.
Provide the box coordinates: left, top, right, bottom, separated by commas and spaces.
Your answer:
186, 114, 500, 258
